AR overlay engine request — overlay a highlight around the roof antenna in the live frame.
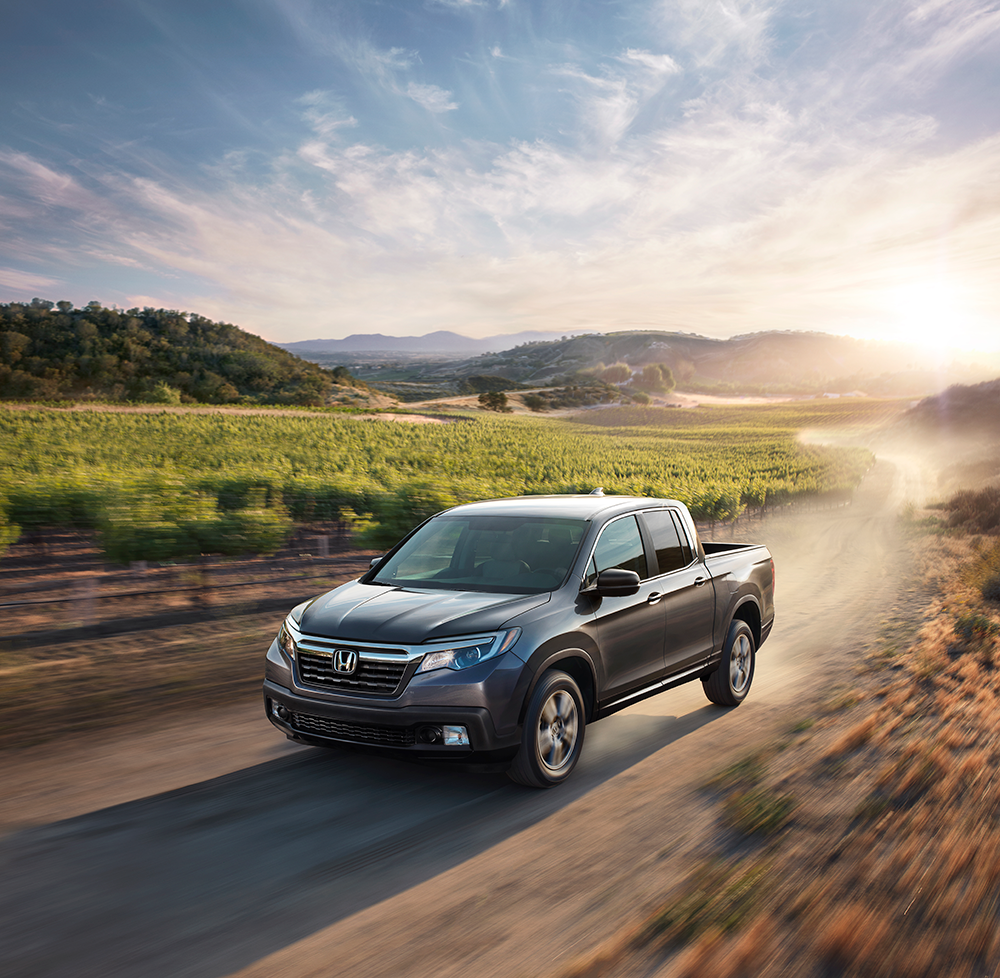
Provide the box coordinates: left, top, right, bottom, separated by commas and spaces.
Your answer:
589, 487, 605, 496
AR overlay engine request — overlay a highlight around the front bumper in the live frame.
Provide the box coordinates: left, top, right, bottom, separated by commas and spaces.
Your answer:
263, 679, 522, 757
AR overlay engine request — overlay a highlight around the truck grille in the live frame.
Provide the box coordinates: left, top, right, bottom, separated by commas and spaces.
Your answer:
296, 644, 408, 695
291, 711, 415, 747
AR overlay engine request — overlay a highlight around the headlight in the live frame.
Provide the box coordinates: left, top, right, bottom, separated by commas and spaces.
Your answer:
277, 617, 299, 659
416, 627, 520, 674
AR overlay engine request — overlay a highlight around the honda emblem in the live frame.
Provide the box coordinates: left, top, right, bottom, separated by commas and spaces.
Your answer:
333, 649, 358, 675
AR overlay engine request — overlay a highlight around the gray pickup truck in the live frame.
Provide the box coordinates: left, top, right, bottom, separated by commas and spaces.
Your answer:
264, 493, 774, 787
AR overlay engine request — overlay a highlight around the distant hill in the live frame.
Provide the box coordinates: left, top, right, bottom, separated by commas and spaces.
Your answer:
280, 329, 590, 355
889, 377, 1000, 492
409, 329, 995, 396
0, 299, 358, 406
898, 378, 1000, 437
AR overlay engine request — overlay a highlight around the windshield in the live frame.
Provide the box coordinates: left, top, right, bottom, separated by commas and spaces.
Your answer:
370, 515, 589, 593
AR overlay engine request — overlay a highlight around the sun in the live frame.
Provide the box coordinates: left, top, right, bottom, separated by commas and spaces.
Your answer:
882, 280, 973, 352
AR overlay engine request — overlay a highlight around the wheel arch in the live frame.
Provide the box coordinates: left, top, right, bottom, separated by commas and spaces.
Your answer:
730, 597, 762, 649
520, 643, 598, 724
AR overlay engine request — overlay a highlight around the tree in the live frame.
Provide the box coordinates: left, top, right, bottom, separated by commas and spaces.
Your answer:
634, 363, 676, 393
478, 391, 511, 412
600, 363, 631, 384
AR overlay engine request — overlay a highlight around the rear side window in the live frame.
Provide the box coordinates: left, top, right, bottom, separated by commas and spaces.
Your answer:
670, 511, 694, 566
643, 509, 691, 574
585, 515, 648, 586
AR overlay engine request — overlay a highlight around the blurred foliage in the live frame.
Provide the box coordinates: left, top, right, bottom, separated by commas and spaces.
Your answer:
355, 480, 462, 550
97, 488, 292, 563
0, 298, 348, 406
0, 495, 19, 558
0, 398, 892, 562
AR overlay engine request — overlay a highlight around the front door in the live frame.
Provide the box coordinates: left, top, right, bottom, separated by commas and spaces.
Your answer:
586, 515, 666, 697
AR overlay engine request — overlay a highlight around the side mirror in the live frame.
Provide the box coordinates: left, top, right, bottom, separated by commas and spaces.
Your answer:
594, 568, 641, 596
369, 556, 384, 569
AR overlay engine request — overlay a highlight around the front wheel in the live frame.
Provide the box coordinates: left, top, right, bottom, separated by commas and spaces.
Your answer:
508, 670, 586, 788
703, 619, 755, 707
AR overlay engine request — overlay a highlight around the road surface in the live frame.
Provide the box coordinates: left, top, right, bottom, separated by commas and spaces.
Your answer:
0, 457, 918, 978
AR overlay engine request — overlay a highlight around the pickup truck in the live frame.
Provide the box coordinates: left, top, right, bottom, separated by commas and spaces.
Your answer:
264, 493, 775, 787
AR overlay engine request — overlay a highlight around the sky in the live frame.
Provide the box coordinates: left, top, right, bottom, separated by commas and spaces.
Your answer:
2, 0, 1000, 349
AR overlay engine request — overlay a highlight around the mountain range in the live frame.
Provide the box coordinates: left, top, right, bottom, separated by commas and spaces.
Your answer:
279, 329, 590, 355
285, 328, 1000, 397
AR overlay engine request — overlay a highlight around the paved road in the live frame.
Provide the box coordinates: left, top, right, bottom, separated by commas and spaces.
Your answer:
0, 457, 916, 978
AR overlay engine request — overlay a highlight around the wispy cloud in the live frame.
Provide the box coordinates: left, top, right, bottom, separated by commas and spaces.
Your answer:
405, 82, 459, 113
0, 267, 61, 293
619, 48, 682, 75
297, 91, 358, 136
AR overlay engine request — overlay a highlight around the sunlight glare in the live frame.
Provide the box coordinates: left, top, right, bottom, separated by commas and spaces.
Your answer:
883, 280, 973, 352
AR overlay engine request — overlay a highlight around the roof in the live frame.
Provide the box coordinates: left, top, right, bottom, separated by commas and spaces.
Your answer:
439, 494, 683, 521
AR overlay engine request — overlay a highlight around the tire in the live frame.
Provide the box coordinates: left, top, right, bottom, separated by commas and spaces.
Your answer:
508, 670, 586, 788
703, 619, 755, 707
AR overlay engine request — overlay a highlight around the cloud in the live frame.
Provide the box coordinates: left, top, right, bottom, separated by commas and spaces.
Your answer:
405, 82, 459, 113
655, 0, 776, 69
620, 48, 682, 75
297, 91, 359, 136
429, 0, 487, 8
0, 267, 62, 293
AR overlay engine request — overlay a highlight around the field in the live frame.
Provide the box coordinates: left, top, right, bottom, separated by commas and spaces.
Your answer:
0, 398, 905, 561
0, 397, 903, 749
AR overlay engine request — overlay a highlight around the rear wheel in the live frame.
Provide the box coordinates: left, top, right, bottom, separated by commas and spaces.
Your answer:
508, 670, 586, 788
703, 619, 755, 707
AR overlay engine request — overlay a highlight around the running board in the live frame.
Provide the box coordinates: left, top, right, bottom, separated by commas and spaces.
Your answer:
596, 661, 711, 718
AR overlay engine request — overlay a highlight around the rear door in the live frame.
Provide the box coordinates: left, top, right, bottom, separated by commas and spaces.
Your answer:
639, 508, 717, 674
585, 514, 666, 697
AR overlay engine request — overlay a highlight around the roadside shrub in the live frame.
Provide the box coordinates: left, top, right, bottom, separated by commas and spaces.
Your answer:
947, 487, 1000, 532
954, 611, 1000, 644
981, 574, 1000, 604
723, 787, 795, 836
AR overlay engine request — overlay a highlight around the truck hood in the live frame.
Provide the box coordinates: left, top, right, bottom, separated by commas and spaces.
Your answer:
298, 580, 550, 644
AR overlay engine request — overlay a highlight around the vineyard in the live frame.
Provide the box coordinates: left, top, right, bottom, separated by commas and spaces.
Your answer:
0, 399, 905, 562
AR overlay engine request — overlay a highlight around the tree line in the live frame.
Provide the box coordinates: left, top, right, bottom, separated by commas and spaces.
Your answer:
0, 298, 360, 406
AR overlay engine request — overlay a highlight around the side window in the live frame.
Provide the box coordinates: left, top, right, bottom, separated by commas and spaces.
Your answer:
670, 510, 694, 566
643, 509, 688, 575
585, 515, 648, 586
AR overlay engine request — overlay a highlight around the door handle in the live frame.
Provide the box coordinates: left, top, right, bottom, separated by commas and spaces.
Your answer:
694, 577, 708, 587
647, 592, 662, 604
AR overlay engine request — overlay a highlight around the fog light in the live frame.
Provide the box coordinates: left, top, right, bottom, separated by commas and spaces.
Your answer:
417, 725, 443, 744
271, 701, 290, 721
443, 725, 470, 746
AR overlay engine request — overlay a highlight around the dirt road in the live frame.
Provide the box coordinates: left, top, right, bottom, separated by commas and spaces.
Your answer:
0, 458, 916, 978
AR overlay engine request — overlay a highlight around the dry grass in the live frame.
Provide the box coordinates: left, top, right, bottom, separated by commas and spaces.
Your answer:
559, 503, 1000, 978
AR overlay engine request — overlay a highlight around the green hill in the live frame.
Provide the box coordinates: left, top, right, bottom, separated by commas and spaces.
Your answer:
0, 299, 358, 406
